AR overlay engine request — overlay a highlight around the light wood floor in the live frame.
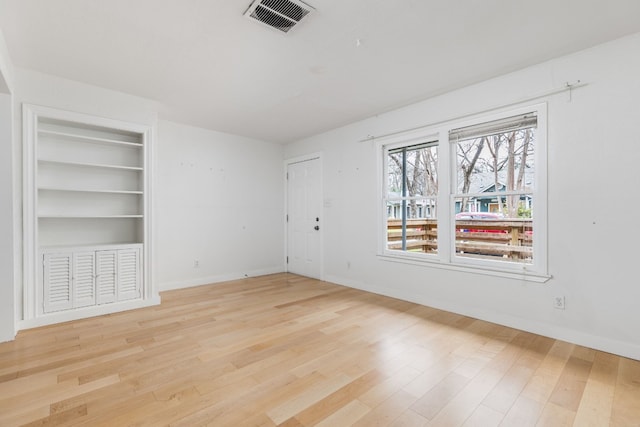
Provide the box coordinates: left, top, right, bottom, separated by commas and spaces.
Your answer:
1, 274, 639, 426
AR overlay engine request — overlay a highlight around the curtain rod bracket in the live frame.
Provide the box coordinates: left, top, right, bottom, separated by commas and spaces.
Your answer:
565, 80, 581, 102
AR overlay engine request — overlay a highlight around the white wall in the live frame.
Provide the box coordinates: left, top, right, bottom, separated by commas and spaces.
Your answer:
13, 69, 159, 126
0, 92, 14, 342
0, 24, 15, 342
285, 33, 640, 360
156, 120, 284, 290
0, 26, 13, 93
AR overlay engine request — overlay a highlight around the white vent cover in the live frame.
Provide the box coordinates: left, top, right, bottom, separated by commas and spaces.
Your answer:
244, 0, 314, 33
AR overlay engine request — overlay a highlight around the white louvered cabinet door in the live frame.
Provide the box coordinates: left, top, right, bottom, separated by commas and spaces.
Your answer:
117, 248, 141, 301
96, 250, 117, 304
73, 252, 96, 308
43, 253, 73, 313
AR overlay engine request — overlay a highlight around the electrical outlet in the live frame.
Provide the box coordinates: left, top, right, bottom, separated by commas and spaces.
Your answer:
554, 296, 565, 310
193, 259, 199, 268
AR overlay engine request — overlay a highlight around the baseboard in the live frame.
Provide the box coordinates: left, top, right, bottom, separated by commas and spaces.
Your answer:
18, 295, 162, 331
159, 266, 286, 291
325, 274, 640, 361
0, 330, 16, 344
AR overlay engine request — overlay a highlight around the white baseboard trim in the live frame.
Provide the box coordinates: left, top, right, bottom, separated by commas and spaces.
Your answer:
0, 330, 16, 343
18, 295, 162, 331
159, 267, 285, 291
325, 274, 640, 362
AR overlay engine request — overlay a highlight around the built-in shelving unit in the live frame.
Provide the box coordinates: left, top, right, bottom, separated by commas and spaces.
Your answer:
23, 104, 157, 326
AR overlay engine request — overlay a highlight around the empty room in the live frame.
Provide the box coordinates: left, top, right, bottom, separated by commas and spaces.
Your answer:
1, 0, 640, 425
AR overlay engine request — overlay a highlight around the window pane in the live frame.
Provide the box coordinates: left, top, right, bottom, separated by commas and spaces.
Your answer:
456, 128, 534, 218
454, 196, 533, 263
387, 198, 437, 254
387, 143, 438, 199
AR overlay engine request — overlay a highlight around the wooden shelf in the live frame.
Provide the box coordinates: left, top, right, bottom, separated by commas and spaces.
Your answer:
39, 129, 142, 148
38, 159, 143, 171
38, 187, 143, 195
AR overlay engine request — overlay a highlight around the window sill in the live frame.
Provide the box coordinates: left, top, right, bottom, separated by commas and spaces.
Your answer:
377, 253, 551, 283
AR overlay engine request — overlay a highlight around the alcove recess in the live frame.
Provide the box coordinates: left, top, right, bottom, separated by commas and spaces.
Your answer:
23, 104, 158, 326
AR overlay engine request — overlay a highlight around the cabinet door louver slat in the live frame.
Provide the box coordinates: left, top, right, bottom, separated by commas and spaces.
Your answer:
43, 253, 73, 313
118, 249, 141, 301
96, 251, 117, 304
73, 252, 96, 308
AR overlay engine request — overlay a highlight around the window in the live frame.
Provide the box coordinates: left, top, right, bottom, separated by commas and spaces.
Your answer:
379, 104, 547, 279
384, 141, 438, 255
452, 113, 536, 265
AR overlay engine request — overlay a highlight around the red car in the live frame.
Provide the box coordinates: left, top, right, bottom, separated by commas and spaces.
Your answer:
455, 212, 505, 233
455, 212, 504, 220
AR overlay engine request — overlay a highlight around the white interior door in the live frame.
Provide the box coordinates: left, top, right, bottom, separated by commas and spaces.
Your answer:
287, 158, 322, 279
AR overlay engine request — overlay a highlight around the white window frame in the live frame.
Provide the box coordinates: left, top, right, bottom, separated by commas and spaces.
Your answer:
382, 136, 440, 260
377, 103, 549, 282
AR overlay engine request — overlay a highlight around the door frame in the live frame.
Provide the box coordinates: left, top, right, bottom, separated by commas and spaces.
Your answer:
284, 153, 323, 280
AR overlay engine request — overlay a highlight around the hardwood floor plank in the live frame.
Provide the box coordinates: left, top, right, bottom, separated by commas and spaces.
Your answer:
462, 404, 505, 427
0, 374, 119, 424
389, 409, 429, 427
410, 372, 470, 420
21, 404, 88, 427
427, 365, 507, 426
611, 356, 640, 426
352, 389, 418, 427
519, 340, 574, 404
0, 273, 638, 426
535, 402, 576, 426
481, 333, 545, 414
573, 351, 619, 426
290, 368, 387, 425
314, 399, 371, 427
359, 365, 423, 408
266, 373, 353, 424
499, 395, 544, 427
548, 355, 593, 411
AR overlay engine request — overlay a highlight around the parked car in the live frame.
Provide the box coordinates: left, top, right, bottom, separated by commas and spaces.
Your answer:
455, 212, 505, 233
455, 212, 504, 220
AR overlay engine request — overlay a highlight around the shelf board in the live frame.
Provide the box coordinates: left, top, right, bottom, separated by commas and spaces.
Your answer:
38, 159, 143, 171
38, 215, 143, 219
39, 129, 143, 148
40, 242, 143, 250
38, 187, 143, 195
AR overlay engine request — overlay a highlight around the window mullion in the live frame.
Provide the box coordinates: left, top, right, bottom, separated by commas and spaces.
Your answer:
401, 147, 407, 251
438, 128, 452, 263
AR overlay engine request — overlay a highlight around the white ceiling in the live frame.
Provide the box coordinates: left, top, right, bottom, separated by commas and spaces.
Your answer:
1, 0, 640, 143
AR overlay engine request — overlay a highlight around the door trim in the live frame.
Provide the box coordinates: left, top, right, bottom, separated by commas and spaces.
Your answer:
284, 153, 323, 280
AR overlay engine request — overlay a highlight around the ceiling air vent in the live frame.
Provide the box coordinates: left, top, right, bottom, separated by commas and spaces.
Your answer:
244, 0, 314, 33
